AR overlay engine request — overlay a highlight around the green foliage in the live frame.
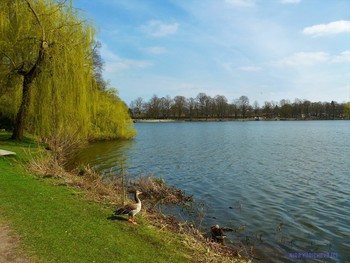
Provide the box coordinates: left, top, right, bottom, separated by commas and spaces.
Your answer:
90, 88, 136, 140
344, 102, 350, 119
0, 0, 135, 141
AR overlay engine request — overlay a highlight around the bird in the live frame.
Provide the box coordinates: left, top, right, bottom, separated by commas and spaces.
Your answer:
211, 225, 226, 244
114, 190, 143, 224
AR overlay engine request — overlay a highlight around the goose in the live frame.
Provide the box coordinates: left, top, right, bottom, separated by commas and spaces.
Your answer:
114, 190, 143, 224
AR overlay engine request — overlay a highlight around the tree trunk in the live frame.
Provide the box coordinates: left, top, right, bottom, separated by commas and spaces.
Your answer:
11, 77, 32, 140
11, 43, 45, 140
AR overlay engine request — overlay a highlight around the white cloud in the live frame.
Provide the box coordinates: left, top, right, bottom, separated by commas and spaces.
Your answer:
221, 62, 234, 72
280, 0, 301, 4
281, 52, 330, 66
303, 20, 350, 37
280, 50, 350, 66
139, 20, 179, 37
330, 50, 350, 63
238, 66, 262, 71
101, 44, 152, 73
220, 62, 261, 72
105, 60, 152, 73
224, 0, 256, 7
143, 46, 167, 55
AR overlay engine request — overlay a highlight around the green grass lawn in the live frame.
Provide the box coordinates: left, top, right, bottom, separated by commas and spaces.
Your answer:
0, 133, 194, 262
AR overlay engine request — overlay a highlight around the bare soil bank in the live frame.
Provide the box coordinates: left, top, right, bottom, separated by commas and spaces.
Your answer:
0, 224, 32, 263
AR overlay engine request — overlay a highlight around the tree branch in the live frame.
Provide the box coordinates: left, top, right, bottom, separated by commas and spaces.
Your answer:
1, 52, 16, 68
50, 21, 83, 33
17, 36, 40, 43
38, 0, 68, 17
24, 0, 46, 41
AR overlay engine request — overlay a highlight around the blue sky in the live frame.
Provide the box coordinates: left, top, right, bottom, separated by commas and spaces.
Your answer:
73, 0, 350, 106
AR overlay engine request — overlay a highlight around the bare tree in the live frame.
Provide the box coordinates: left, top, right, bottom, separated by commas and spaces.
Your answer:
130, 97, 144, 119
160, 96, 173, 119
146, 95, 161, 118
187, 97, 196, 120
214, 95, 228, 118
253, 100, 260, 117
263, 101, 272, 118
172, 96, 187, 119
238, 96, 250, 118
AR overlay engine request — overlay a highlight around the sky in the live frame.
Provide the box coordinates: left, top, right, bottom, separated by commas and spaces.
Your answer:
73, 0, 350, 106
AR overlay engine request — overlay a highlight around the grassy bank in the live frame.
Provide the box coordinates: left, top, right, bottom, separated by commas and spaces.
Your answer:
0, 133, 193, 262
0, 133, 247, 262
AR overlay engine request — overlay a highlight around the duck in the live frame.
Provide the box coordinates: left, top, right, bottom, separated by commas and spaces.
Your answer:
114, 190, 143, 224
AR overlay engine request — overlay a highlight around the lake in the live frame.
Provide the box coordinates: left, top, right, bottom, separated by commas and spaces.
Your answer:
71, 121, 349, 262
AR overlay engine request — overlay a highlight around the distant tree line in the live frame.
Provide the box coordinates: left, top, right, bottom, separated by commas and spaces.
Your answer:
130, 93, 350, 120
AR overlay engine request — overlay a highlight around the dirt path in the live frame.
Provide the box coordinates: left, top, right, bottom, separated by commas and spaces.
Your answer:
0, 224, 33, 263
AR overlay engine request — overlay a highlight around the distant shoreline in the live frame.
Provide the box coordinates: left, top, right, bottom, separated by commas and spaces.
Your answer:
133, 118, 347, 123
133, 119, 179, 123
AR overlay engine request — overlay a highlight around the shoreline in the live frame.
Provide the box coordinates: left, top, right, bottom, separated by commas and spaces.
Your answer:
133, 117, 347, 123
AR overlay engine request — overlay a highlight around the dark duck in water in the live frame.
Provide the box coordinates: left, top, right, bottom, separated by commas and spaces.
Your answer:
114, 190, 142, 224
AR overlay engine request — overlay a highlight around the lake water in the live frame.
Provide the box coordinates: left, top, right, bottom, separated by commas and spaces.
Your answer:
71, 121, 349, 262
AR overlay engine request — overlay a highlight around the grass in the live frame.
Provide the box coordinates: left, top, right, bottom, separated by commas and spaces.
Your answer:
0, 132, 196, 263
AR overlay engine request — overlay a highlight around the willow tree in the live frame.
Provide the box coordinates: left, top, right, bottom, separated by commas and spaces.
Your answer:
90, 88, 136, 140
344, 103, 350, 119
1, 0, 135, 141
88, 42, 136, 140
0, 0, 94, 140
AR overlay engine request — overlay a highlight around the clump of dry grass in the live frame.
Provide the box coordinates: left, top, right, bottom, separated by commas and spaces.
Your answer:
27, 152, 121, 204
26, 133, 119, 204
41, 129, 86, 166
130, 176, 192, 205
27, 152, 66, 179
